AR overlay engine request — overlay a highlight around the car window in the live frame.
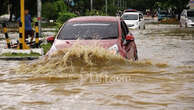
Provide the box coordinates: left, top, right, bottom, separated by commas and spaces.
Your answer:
139, 14, 143, 19
121, 21, 129, 39
57, 22, 118, 40
160, 11, 168, 15
122, 14, 138, 20
122, 21, 129, 34
187, 11, 194, 17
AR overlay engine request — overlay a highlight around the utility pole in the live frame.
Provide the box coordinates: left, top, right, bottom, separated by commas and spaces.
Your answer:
105, 0, 107, 15
90, 0, 93, 11
20, 0, 29, 49
37, 0, 41, 37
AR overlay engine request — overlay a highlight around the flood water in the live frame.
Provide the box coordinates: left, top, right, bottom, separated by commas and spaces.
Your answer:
0, 24, 194, 110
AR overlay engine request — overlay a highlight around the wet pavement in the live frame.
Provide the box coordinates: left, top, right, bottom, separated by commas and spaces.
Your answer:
0, 29, 56, 53
0, 24, 194, 110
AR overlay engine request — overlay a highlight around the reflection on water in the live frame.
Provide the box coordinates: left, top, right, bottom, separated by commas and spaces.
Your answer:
0, 24, 194, 110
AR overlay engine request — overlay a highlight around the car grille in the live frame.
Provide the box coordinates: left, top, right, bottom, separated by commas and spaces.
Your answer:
127, 24, 134, 27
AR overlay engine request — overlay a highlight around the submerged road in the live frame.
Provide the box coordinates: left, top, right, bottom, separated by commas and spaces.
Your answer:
0, 24, 194, 110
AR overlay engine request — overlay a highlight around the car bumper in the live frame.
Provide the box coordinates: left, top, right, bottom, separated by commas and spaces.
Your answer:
128, 25, 139, 29
187, 23, 194, 28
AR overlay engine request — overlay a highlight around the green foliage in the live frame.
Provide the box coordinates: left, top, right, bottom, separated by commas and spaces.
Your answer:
42, 0, 68, 20
1, 52, 41, 57
56, 12, 77, 28
42, 2, 58, 20
107, 4, 118, 16
85, 9, 106, 16
40, 43, 52, 55
55, 0, 67, 12
0, 0, 190, 20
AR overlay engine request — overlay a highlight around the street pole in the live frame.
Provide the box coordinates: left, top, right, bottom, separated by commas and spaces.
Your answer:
91, 0, 93, 11
37, 0, 42, 37
20, 0, 29, 49
20, 0, 25, 49
105, 0, 107, 15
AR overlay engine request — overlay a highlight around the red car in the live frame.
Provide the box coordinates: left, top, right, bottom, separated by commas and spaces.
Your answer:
47, 16, 138, 60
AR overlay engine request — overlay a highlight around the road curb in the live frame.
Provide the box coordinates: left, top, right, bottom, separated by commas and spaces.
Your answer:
0, 56, 40, 60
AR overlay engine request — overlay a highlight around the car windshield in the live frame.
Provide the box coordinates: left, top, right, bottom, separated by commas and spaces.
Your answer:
122, 14, 138, 20
57, 22, 118, 40
160, 11, 168, 15
187, 11, 194, 17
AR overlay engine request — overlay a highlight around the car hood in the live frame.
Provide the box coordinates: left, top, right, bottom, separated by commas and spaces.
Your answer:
54, 39, 118, 50
188, 17, 194, 22
124, 20, 138, 25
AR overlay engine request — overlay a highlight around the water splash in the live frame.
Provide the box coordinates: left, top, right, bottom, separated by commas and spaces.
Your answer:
16, 44, 168, 75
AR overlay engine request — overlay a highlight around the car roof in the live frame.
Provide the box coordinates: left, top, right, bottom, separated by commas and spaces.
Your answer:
123, 12, 142, 15
68, 16, 119, 22
124, 9, 138, 12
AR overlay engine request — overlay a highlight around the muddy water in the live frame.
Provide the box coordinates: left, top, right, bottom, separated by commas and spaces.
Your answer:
0, 24, 194, 110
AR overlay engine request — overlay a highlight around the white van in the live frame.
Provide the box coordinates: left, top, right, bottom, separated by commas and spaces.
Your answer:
121, 12, 145, 29
180, 9, 194, 28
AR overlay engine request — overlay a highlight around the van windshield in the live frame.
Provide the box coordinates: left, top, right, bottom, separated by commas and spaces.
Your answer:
122, 14, 138, 20
187, 11, 194, 17
160, 11, 168, 15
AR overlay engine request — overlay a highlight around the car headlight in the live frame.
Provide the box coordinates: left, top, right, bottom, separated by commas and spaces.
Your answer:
108, 44, 119, 55
188, 19, 192, 23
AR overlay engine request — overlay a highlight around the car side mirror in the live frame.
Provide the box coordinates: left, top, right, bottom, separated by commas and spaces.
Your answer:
123, 34, 134, 46
139, 18, 143, 21
47, 36, 55, 44
125, 34, 134, 41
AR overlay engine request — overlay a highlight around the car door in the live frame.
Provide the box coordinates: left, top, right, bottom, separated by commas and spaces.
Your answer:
139, 14, 143, 29
120, 21, 138, 60
139, 14, 144, 29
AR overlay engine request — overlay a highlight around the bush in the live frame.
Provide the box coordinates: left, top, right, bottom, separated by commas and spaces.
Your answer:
42, 2, 58, 20
56, 12, 77, 28
42, 0, 68, 20
40, 43, 52, 55
57, 12, 77, 23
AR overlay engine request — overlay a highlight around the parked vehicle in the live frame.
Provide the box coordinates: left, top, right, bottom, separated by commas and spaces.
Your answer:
47, 16, 138, 60
124, 9, 138, 13
121, 12, 145, 29
157, 10, 171, 21
180, 9, 194, 28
